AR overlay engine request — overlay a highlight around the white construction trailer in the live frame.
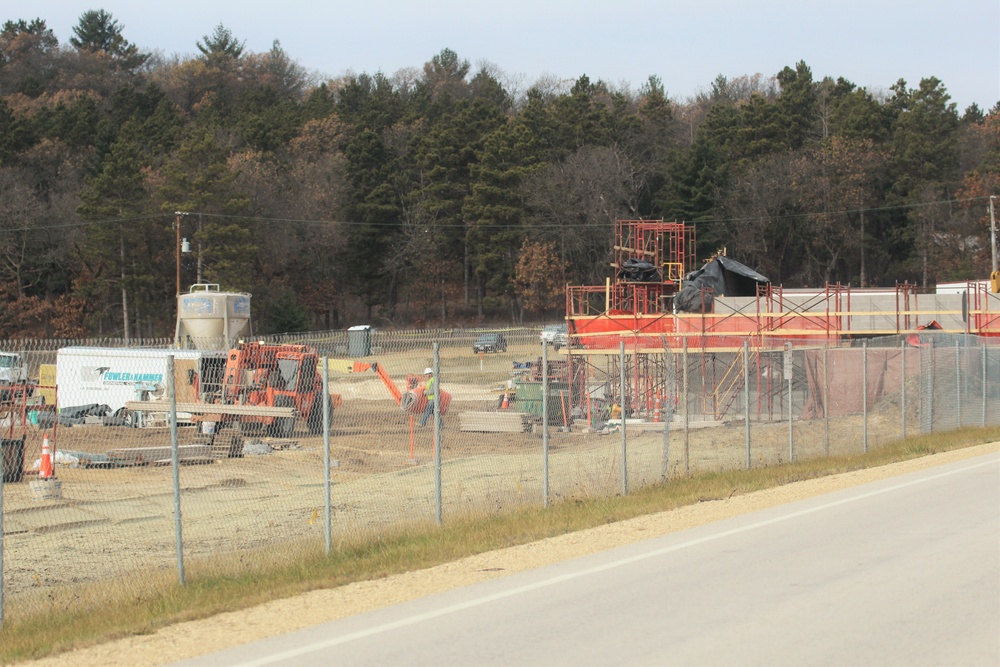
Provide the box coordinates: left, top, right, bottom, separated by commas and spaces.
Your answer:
55, 346, 227, 415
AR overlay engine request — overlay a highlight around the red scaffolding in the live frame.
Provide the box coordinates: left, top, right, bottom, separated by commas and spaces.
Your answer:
563, 219, 1000, 425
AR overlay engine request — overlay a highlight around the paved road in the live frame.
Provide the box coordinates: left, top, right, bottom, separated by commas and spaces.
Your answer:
175, 452, 1000, 667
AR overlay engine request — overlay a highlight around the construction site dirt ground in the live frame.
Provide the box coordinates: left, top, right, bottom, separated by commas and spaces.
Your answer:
0, 341, 924, 623
2, 378, 913, 607
21, 442, 998, 667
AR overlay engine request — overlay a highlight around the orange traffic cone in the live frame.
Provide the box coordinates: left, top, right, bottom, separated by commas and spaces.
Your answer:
39, 433, 53, 479
500, 392, 510, 410
653, 399, 661, 423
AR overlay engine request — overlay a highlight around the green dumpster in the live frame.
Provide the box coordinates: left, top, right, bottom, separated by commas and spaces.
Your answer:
515, 381, 569, 425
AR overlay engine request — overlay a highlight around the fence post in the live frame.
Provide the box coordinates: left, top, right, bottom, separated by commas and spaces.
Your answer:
433, 343, 442, 525
168, 355, 185, 585
661, 342, 671, 482
744, 340, 751, 469
824, 342, 830, 456
322, 356, 332, 555
620, 340, 628, 496
542, 340, 550, 508
863, 341, 868, 453
683, 338, 689, 476
901, 339, 907, 440
1, 404, 4, 626
928, 342, 935, 433
786, 342, 794, 463
983, 344, 988, 428
955, 341, 962, 427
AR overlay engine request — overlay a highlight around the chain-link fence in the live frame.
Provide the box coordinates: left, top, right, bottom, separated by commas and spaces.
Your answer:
1, 329, 997, 625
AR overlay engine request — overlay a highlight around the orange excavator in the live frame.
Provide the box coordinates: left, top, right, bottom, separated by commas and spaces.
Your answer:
349, 361, 451, 460
350, 361, 451, 416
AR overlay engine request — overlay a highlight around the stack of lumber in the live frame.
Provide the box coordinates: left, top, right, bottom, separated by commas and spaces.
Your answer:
107, 444, 213, 466
459, 411, 531, 433
209, 436, 242, 459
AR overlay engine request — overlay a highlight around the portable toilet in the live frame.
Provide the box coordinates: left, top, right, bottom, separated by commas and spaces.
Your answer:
347, 325, 372, 357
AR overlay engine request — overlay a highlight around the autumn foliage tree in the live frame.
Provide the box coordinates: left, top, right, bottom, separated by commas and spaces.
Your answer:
0, 10, 995, 336
513, 240, 566, 318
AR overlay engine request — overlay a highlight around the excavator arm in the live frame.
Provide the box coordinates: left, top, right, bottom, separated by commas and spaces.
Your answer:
352, 361, 402, 405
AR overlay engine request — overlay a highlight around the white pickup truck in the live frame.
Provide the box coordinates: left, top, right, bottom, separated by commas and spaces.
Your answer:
539, 324, 568, 351
0, 351, 27, 400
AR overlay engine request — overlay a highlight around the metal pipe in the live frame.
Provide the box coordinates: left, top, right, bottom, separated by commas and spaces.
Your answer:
322, 356, 332, 555
823, 342, 830, 456
786, 342, 794, 463
661, 342, 670, 482
956, 340, 962, 428
982, 344, 987, 428
434, 343, 442, 525
901, 339, 907, 440
0, 409, 4, 626
168, 355, 185, 585
920, 342, 937, 433
620, 339, 628, 496
683, 338, 689, 476
744, 340, 751, 469
542, 340, 550, 508
863, 341, 868, 453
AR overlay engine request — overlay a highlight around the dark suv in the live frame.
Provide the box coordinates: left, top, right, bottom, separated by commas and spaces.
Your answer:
473, 333, 507, 353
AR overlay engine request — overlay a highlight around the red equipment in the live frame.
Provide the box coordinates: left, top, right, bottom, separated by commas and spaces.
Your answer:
351, 361, 451, 416
217, 341, 337, 437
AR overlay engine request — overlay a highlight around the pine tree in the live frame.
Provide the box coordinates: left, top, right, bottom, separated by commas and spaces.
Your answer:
69, 9, 148, 70
76, 121, 150, 338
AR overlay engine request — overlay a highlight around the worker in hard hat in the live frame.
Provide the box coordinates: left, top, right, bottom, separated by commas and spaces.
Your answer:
419, 367, 437, 427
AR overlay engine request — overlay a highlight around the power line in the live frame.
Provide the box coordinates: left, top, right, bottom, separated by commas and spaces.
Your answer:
0, 195, 993, 235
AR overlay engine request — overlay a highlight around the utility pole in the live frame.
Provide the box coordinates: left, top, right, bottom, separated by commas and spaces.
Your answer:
197, 213, 203, 285
175, 212, 182, 297
990, 196, 997, 274
174, 211, 190, 296
990, 196, 998, 293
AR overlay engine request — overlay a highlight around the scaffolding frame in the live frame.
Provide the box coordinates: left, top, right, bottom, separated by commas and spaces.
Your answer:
564, 219, 1000, 424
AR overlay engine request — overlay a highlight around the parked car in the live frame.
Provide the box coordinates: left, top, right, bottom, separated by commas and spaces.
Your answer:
473, 333, 507, 353
540, 324, 568, 351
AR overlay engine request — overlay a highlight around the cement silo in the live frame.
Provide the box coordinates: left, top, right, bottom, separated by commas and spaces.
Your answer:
174, 284, 252, 350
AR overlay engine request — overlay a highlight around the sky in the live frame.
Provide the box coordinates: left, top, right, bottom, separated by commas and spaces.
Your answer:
6, 1, 1000, 112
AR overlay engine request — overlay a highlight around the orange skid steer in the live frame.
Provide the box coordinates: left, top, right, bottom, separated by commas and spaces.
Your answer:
212, 341, 340, 437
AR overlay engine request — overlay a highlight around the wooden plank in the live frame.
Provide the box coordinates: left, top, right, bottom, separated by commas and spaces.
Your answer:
458, 411, 531, 433
124, 401, 295, 417
107, 444, 214, 466
612, 245, 656, 256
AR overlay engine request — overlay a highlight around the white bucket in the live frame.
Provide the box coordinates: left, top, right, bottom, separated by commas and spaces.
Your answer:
201, 421, 216, 435
29, 478, 62, 501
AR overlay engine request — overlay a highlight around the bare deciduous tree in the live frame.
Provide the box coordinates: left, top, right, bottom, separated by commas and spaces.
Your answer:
524, 145, 641, 287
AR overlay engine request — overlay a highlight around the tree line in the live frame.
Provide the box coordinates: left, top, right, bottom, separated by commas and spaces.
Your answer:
0, 10, 997, 339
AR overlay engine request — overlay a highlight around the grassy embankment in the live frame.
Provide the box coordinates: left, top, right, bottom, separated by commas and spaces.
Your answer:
1, 426, 998, 663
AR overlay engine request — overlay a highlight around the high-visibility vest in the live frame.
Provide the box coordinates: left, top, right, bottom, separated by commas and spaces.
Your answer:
425, 376, 437, 401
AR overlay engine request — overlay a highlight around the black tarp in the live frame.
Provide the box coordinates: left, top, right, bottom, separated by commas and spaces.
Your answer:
674, 256, 770, 312
617, 258, 659, 282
